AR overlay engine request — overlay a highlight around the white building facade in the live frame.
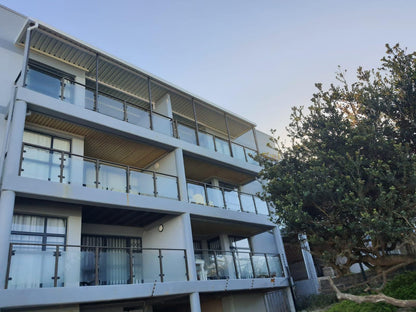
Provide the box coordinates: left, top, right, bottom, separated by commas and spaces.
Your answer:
0, 5, 297, 312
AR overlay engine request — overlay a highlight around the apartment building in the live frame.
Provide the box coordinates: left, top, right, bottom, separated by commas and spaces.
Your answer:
0, 5, 297, 312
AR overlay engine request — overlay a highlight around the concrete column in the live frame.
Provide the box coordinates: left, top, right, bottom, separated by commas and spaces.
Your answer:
0, 190, 16, 288
298, 234, 319, 293
2, 100, 27, 180
181, 212, 197, 281
272, 227, 289, 275
155, 93, 172, 118
174, 148, 188, 201
189, 292, 201, 312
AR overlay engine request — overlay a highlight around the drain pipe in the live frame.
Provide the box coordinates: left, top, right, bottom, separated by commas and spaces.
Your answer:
0, 20, 38, 187
20, 20, 38, 87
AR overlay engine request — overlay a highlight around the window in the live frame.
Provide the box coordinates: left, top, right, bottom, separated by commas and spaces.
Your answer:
21, 130, 71, 183
11, 214, 67, 250
81, 235, 142, 285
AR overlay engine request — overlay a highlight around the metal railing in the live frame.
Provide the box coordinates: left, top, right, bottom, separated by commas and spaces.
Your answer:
5, 242, 188, 289
23, 69, 259, 165
194, 249, 283, 280
19, 143, 180, 200
176, 122, 259, 165
187, 180, 270, 215
24, 68, 174, 137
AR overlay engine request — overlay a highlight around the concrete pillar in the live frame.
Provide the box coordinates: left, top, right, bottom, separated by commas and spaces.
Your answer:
298, 234, 319, 293
272, 227, 289, 275
2, 100, 27, 179
0, 100, 27, 288
181, 212, 197, 281
155, 93, 172, 118
174, 148, 188, 201
189, 292, 201, 312
0, 190, 16, 288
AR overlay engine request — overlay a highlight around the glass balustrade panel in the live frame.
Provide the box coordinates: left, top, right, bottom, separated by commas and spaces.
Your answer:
83, 159, 97, 188
7, 244, 56, 289
59, 246, 82, 287
142, 249, 161, 283
66, 155, 84, 187
129, 170, 154, 196
162, 250, 187, 282
62, 79, 75, 104
152, 114, 173, 136
254, 197, 269, 215
239, 194, 256, 213
26, 69, 61, 99
252, 254, 269, 277
98, 163, 127, 193
203, 251, 219, 280
97, 94, 124, 120
224, 189, 241, 211
235, 252, 253, 279
216, 252, 237, 279
80, 247, 97, 286
20, 146, 51, 181
267, 255, 284, 277
198, 131, 216, 152
187, 183, 206, 205
85, 89, 95, 110
206, 186, 225, 208
215, 137, 231, 156
156, 174, 178, 199
132, 251, 143, 284
246, 148, 259, 165
99, 248, 130, 285
231, 143, 246, 162
177, 124, 197, 145
126, 105, 150, 129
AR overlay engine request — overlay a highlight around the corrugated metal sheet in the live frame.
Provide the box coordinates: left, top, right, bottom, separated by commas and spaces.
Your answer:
26, 113, 168, 169
18, 24, 255, 139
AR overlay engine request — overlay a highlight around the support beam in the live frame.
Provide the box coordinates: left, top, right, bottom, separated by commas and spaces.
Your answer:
148, 77, 154, 130
191, 98, 200, 146
0, 190, 16, 289
180, 212, 197, 281
224, 113, 233, 157
2, 101, 27, 179
189, 292, 201, 312
252, 127, 260, 154
94, 54, 99, 111
174, 148, 187, 202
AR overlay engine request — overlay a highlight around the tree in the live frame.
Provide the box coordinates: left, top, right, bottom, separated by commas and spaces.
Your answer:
258, 44, 416, 277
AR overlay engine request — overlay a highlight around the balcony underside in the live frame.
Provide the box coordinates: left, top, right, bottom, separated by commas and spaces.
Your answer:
26, 112, 169, 169
0, 278, 288, 309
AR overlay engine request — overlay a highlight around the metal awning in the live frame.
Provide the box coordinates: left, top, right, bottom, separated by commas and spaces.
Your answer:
16, 21, 256, 139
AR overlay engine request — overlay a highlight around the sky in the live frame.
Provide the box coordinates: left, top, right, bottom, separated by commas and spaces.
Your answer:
2, 0, 416, 139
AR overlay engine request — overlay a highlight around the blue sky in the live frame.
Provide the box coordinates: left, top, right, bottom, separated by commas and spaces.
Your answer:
2, 0, 416, 138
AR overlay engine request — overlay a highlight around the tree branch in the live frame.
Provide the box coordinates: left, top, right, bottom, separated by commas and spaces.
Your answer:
328, 277, 416, 308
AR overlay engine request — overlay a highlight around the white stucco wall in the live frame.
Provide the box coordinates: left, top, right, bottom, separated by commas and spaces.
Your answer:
0, 6, 25, 110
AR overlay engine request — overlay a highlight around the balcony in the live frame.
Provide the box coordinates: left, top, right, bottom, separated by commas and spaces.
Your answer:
194, 249, 283, 280
177, 122, 259, 165
23, 67, 259, 166
5, 243, 188, 289
19, 143, 179, 200
25, 68, 174, 137
187, 180, 269, 215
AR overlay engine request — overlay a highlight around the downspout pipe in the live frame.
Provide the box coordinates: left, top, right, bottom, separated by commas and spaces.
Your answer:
20, 20, 39, 87
0, 21, 38, 187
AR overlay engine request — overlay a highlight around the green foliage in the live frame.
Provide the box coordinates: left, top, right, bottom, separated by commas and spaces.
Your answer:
325, 300, 396, 312
296, 293, 337, 310
258, 44, 416, 274
383, 271, 416, 299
